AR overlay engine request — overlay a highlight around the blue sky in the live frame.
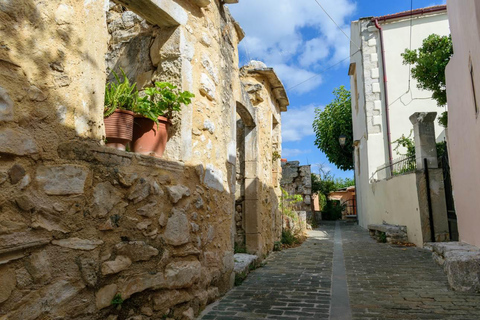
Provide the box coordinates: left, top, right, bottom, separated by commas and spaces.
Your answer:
229, 0, 446, 179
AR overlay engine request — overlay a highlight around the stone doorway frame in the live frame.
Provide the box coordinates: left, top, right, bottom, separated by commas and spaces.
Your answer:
235, 101, 262, 254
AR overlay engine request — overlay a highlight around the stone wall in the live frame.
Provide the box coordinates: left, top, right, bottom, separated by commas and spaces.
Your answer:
280, 161, 313, 215
0, 142, 233, 320
0, 0, 288, 318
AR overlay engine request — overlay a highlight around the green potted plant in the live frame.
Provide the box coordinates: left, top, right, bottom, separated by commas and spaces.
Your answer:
132, 82, 194, 157
104, 69, 137, 151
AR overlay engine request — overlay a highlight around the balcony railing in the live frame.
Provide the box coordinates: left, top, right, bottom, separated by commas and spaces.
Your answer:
370, 155, 416, 181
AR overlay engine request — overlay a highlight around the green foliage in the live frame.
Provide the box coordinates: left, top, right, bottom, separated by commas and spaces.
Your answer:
234, 242, 247, 254
313, 86, 354, 171
111, 294, 124, 306
104, 69, 137, 117
402, 34, 453, 127
393, 135, 446, 158
273, 241, 282, 251
311, 168, 355, 210
272, 150, 281, 162
321, 200, 345, 221
393, 131, 416, 158
279, 187, 303, 221
281, 229, 298, 245
135, 82, 195, 123
234, 272, 247, 286
378, 232, 387, 243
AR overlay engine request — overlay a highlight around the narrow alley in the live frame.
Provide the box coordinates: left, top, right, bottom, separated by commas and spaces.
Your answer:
199, 222, 480, 320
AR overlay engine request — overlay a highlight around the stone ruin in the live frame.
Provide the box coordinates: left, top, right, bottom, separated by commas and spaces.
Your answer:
280, 161, 313, 231
0, 0, 288, 319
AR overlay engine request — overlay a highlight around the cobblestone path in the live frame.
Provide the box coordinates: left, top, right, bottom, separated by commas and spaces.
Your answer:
199, 222, 480, 320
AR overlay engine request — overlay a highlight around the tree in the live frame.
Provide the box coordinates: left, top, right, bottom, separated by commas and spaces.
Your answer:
312, 86, 353, 171
401, 34, 453, 127
311, 164, 355, 210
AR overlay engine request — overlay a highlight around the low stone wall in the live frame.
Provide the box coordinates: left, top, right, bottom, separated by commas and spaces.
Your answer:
429, 242, 480, 292
0, 141, 234, 320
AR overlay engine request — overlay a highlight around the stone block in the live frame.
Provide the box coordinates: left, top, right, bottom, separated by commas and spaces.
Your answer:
25, 251, 51, 284
52, 238, 103, 250
153, 289, 192, 311
167, 184, 191, 203
76, 257, 98, 287
102, 255, 132, 275
0, 128, 38, 156
96, 284, 118, 310
36, 165, 88, 195
246, 233, 263, 255
233, 253, 258, 274
430, 242, 480, 292
204, 164, 224, 191
165, 260, 201, 289
115, 241, 159, 262
0, 265, 16, 303
0, 231, 51, 257
164, 208, 190, 246
0, 86, 13, 121
116, 0, 188, 27
200, 73, 216, 101
119, 272, 166, 299
92, 182, 123, 217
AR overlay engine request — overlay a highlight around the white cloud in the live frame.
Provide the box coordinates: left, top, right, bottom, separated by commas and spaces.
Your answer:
282, 148, 312, 158
272, 64, 322, 94
281, 104, 320, 142
229, 0, 356, 94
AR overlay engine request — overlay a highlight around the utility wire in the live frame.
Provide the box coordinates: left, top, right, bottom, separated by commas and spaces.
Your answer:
287, 49, 361, 91
313, 0, 361, 51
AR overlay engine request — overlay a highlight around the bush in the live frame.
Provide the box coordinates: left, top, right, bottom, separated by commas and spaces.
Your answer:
281, 230, 298, 245
321, 200, 344, 221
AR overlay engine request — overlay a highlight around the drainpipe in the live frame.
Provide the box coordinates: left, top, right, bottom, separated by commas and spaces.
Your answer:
374, 19, 393, 167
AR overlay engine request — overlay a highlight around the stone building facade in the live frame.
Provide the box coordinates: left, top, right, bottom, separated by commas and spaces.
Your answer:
0, 1, 288, 319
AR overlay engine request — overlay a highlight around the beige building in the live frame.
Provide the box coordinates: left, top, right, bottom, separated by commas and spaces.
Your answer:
350, 6, 451, 246
445, 0, 480, 248
0, 0, 287, 319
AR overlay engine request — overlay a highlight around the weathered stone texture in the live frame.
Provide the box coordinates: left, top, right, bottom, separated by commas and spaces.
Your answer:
430, 242, 480, 292
36, 165, 89, 195
164, 209, 190, 246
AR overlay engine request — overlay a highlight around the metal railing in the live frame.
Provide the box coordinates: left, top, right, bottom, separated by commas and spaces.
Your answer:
370, 155, 416, 181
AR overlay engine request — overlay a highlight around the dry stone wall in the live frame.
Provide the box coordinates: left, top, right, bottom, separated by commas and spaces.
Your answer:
0, 142, 235, 320
281, 161, 313, 214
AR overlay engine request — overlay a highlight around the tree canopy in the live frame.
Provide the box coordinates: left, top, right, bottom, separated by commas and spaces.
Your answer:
401, 34, 453, 127
312, 86, 353, 171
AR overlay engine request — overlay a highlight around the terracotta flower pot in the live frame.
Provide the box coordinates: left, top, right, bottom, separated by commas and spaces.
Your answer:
131, 116, 171, 158
104, 109, 135, 151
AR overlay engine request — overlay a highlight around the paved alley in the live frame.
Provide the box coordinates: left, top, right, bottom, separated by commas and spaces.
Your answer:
199, 222, 480, 320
